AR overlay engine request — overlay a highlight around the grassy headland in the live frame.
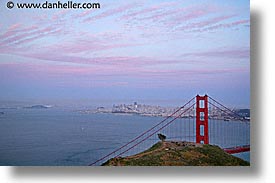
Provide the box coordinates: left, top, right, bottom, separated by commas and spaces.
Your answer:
102, 141, 250, 166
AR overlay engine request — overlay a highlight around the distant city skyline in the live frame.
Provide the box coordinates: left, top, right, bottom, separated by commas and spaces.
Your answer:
0, 0, 250, 108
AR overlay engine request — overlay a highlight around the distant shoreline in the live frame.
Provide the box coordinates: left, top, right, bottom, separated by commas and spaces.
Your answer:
77, 102, 250, 121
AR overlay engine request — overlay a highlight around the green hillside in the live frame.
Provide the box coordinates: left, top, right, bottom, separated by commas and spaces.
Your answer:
102, 141, 250, 166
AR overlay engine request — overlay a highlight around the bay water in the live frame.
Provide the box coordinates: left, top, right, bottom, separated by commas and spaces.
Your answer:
0, 108, 250, 166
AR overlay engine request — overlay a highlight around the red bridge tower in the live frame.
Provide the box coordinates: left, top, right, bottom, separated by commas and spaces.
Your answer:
196, 95, 209, 144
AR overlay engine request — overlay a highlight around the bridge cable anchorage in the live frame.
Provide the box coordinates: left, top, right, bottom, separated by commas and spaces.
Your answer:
88, 97, 195, 166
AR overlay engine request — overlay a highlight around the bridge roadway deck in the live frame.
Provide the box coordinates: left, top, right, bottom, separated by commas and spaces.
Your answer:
223, 145, 250, 154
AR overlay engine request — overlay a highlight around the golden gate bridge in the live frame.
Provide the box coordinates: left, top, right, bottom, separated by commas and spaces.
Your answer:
89, 95, 250, 166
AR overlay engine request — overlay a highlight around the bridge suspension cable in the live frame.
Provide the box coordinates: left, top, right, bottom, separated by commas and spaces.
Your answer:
114, 103, 195, 158
208, 96, 248, 121
207, 95, 250, 149
88, 97, 195, 166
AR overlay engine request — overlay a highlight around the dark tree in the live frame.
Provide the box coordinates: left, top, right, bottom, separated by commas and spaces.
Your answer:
157, 133, 166, 142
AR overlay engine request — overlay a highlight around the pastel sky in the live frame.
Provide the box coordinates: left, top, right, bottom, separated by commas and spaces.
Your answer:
0, 0, 250, 107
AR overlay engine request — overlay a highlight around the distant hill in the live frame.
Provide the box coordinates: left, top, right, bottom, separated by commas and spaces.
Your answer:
102, 141, 249, 166
234, 109, 250, 118
24, 105, 50, 109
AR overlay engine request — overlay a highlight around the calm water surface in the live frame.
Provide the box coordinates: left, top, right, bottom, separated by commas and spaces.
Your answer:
0, 108, 250, 165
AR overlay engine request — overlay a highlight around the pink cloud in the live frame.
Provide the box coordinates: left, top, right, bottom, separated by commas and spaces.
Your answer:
0, 25, 58, 48
182, 48, 250, 59
29, 36, 142, 56
178, 15, 236, 30
52, 10, 69, 21
118, 3, 221, 37
83, 2, 141, 22
120, 1, 178, 20
0, 24, 38, 41
0, 46, 249, 89
19, 50, 183, 68
139, 4, 216, 25
191, 19, 250, 32
74, 9, 94, 18
0, 2, 249, 87
14, 29, 62, 46
7, 23, 22, 31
